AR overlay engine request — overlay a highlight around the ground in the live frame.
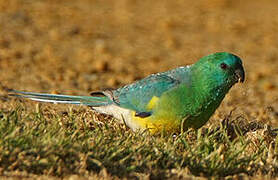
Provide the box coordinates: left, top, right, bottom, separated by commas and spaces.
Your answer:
0, 0, 277, 179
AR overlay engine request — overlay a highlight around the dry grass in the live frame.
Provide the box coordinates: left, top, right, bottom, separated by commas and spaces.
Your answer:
0, 103, 278, 179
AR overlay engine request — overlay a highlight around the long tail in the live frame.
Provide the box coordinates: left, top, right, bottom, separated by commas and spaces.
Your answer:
9, 90, 110, 107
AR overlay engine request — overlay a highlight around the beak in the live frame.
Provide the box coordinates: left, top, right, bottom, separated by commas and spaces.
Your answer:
234, 65, 245, 83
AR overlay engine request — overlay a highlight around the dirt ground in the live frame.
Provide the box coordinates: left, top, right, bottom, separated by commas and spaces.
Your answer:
0, 0, 277, 126
0, 0, 277, 176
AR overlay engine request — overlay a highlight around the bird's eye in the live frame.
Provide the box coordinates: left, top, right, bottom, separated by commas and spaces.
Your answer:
220, 63, 228, 70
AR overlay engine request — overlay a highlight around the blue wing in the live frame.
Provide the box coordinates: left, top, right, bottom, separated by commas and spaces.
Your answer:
109, 66, 192, 113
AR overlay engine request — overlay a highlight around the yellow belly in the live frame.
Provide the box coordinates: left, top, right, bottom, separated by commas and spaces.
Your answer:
129, 96, 180, 134
130, 111, 180, 134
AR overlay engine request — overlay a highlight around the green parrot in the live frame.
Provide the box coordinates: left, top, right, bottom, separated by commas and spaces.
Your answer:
10, 52, 245, 133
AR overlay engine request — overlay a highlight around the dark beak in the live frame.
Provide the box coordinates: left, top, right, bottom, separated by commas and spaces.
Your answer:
234, 65, 245, 83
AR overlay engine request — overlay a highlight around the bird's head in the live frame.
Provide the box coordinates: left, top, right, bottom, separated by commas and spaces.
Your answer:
193, 52, 245, 91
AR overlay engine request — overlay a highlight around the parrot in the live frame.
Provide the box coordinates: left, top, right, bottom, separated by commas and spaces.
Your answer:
10, 52, 245, 133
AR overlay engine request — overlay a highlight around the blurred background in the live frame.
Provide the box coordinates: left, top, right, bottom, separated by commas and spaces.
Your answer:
0, 0, 277, 126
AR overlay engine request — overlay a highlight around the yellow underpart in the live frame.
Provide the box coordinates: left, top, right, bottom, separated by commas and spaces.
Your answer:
130, 96, 179, 134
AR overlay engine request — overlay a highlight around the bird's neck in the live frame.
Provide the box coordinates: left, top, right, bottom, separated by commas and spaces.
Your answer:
191, 70, 231, 105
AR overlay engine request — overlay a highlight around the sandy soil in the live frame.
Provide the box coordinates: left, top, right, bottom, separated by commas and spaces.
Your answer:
0, 0, 277, 126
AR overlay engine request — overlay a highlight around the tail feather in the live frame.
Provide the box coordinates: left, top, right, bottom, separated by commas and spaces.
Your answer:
9, 90, 110, 107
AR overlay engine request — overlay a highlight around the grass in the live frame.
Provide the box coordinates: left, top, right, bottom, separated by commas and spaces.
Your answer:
0, 104, 278, 179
